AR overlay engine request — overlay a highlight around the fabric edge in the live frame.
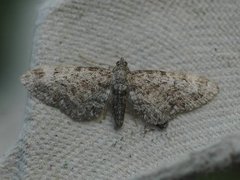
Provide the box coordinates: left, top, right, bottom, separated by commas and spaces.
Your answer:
133, 133, 240, 180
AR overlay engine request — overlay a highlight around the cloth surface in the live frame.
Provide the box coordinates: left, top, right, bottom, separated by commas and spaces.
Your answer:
1, 0, 240, 179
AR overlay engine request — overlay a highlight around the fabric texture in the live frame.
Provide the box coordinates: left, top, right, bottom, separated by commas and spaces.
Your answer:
1, 0, 240, 179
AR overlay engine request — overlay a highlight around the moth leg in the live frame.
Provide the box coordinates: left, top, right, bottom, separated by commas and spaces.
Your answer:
157, 121, 169, 130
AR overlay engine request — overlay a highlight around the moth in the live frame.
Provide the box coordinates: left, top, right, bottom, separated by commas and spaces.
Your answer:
21, 58, 219, 129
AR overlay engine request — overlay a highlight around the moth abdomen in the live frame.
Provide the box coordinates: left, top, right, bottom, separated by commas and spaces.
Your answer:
112, 90, 127, 129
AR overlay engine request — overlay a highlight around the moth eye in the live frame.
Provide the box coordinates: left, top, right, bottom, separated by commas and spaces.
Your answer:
124, 61, 128, 66
116, 61, 120, 66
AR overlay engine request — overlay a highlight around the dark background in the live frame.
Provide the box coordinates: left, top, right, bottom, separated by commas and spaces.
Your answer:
0, 0, 40, 157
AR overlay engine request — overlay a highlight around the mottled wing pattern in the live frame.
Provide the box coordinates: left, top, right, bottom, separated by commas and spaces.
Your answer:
128, 70, 219, 125
21, 65, 112, 121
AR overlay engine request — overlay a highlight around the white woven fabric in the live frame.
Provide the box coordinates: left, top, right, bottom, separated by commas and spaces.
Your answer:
1, 0, 240, 179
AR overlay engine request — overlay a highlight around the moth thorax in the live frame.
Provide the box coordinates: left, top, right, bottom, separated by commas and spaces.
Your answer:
112, 84, 128, 95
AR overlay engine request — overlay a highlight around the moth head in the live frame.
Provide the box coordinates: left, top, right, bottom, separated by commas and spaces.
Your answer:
116, 57, 128, 67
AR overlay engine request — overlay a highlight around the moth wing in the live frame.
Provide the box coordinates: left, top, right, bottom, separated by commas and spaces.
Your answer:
21, 65, 112, 121
128, 70, 219, 125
